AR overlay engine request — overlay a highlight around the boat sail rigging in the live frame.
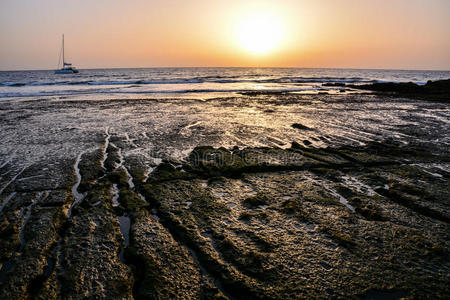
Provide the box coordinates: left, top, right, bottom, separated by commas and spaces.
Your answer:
54, 34, 79, 74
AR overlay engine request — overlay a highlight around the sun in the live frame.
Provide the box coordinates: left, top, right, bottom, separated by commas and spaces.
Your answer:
236, 12, 284, 55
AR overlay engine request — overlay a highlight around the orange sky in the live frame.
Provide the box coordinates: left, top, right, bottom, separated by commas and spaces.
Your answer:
1, 0, 449, 70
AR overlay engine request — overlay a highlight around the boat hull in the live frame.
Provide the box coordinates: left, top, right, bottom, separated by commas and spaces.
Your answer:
55, 69, 79, 74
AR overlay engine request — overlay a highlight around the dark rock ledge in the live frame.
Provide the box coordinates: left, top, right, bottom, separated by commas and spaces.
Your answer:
349, 79, 450, 102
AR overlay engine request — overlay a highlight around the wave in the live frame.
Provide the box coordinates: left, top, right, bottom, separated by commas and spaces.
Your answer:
373, 80, 427, 85
0, 87, 320, 98
87, 79, 204, 85
0, 76, 373, 87
1, 82, 27, 87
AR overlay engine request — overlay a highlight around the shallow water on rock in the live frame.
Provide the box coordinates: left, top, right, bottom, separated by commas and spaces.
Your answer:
0, 94, 448, 171
117, 215, 130, 247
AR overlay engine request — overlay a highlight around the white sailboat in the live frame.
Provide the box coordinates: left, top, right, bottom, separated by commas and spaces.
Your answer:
54, 34, 79, 74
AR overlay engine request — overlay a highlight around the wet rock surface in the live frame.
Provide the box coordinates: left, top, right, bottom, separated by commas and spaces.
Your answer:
350, 78, 450, 102
0, 94, 449, 299
138, 144, 449, 299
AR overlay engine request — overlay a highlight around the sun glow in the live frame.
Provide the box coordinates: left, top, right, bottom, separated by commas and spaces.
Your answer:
235, 12, 284, 55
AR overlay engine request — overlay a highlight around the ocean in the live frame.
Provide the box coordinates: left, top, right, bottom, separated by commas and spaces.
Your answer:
1, 67, 449, 100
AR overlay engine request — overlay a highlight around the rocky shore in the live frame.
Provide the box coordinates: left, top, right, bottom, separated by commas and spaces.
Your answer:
349, 79, 450, 102
1, 139, 449, 299
0, 93, 449, 299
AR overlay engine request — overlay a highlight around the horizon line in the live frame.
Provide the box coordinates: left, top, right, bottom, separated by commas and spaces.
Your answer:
2, 66, 450, 72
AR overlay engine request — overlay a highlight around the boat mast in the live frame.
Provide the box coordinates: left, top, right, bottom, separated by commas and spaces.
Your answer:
62, 34, 65, 66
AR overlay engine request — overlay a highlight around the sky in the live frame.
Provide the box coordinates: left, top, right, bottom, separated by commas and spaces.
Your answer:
0, 0, 449, 70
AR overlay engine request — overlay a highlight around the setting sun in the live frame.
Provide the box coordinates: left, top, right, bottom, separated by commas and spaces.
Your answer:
235, 12, 284, 55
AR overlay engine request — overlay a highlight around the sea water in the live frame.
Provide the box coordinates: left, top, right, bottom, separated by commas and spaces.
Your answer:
1, 67, 449, 100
